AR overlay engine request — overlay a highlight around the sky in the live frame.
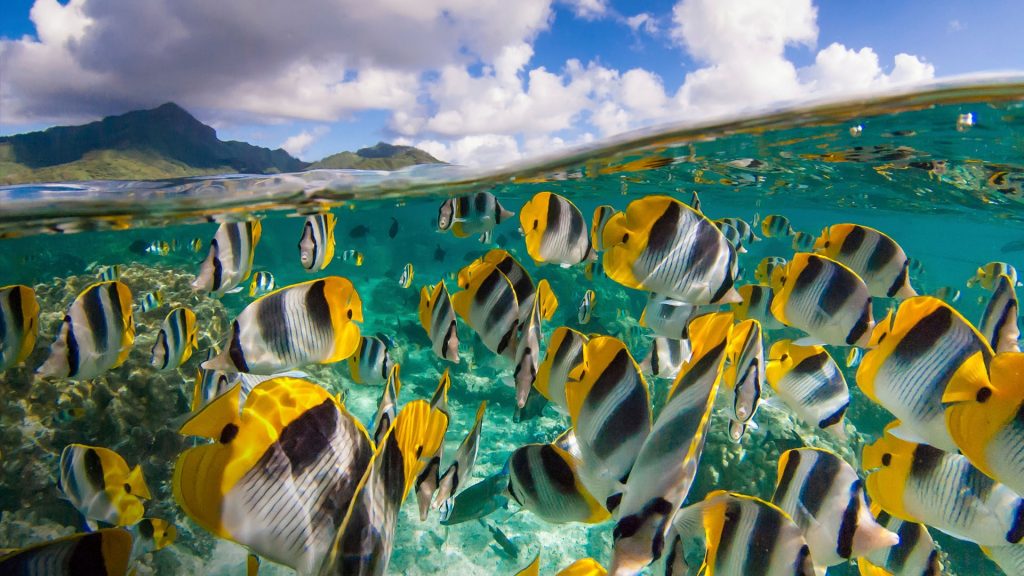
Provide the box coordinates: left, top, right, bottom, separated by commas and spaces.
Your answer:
1, 0, 1022, 166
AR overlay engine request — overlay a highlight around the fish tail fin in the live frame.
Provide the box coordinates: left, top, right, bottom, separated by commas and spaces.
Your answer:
127, 465, 152, 500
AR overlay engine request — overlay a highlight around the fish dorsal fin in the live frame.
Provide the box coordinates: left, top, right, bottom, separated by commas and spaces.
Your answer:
179, 383, 242, 438
126, 465, 151, 501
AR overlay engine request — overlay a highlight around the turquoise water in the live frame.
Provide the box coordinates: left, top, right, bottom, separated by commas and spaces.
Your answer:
3, 80, 1024, 575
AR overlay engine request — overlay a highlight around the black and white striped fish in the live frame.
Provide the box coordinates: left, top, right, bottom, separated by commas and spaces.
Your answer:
672, 490, 816, 576
347, 334, 393, 386
772, 448, 898, 567
722, 318, 763, 425
37, 281, 135, 380
534, 327, 588, 413
716, 220, 748, 253
715, 217, 760, 244
202, 277, 363, 374
451, 263, 520, 359
513, 299, 543, 409
434, 402, 487, 505
979, 273, 1019, 352
766, 340, 850, 438
437, 191, 515, 242
814, 223, 916, 299
418, 280, 459, 363
520, 191, 596, 267
856, 296, 992, 452
192, 221, 262, 297
298, 212, 336, 272
248, 270, 275, 297
602, 195, 740, 305
399, 263, 414, 288
863, 430, 1024, 547
150, 307, 198, 371
770, 252, 874, 347
507, 440, 609, 524
577, 289, 595, 324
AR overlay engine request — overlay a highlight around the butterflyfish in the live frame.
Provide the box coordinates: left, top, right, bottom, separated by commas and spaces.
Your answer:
601, 195, 740, 305
37, 281, 134, 380
59, 444, 150, 528
202, 277, 363, 374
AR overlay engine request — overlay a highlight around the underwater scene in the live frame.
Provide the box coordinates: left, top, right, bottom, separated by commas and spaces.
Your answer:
3, 81, 1024, 576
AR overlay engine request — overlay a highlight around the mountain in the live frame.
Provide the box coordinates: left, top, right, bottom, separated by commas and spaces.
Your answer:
309, 142, 443, 170
0, 104, 443, 184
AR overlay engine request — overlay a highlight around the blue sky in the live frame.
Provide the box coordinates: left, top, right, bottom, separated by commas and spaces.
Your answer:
1, 0, 1021, 166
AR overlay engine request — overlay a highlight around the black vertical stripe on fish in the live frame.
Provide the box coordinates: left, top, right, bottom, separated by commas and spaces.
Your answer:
494, 259, 534, 303
84, 448, 105, 488
568, 200, 585, 246
474, 192, 488, 214
585, 350, 646, 460
475, 269, 504, 308
456, 196, 470, 218
818, 402, 848, 429
65, 316, 81, 376
68, 531, 109, 575
793, 255, 824, 293
484, 286, 515, 334
846, 304, 872, 345
749, 285, 766, 308
690, 224, 725, 273
228, 222, 243, 267
891, 307, 952, 361
799, 454, 840, 518
866, 237, 897, 273
889, 518, 920, 572
155, 331, 170, 369
840, 226, 866, 256
710, 253, 738, 304
442, 320, 457, 360
83, 286, 109, 353
886, 260, 910, 298
820, 278, 855, 318
674, 340, 726, 395
496, 321, 518, 356
772, 450, 802, 505
305, 280, 333, 335
744, 504, 781, 576
545, 194, 563, 240
791, 351, 829, 376
909, 443, 945, 480
835, 481, 861, 558
647, 202, 680, 254
277, 400, 337, 476
210, 239, 223, 291
9, 286, 23, 332
229, 320, 249, 372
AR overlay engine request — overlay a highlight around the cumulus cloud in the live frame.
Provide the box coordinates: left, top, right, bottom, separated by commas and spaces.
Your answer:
1, 0, 553, 124
280, 126, 329, 159
0, 0, 938, 167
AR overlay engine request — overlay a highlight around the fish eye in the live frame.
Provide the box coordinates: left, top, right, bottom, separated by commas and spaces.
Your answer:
878, 333, 887, 344
533, 219, 539, 230
347, 310, 353, 319
622, 233, 629, 243
824, 241, 830, 248
124, 482, 132, 494
780, 354, 789, 361
976, 387, 992, 403
220, 423, 239, 444
881, 453, 892, 466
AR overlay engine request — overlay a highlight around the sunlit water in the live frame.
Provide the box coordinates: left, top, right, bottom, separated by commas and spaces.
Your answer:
3, 78, 1024, 575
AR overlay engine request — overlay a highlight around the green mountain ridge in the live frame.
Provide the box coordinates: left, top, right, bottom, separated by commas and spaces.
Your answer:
0, 103, 442, 184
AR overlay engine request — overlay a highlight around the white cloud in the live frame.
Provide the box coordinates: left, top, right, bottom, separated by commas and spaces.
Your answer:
561, 0, 608, 20
0, 0, 938, 168
280, 126, 329, 159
